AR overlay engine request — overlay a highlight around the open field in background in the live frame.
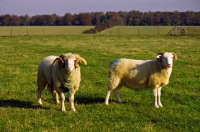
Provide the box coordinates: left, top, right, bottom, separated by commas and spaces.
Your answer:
0, 26, 94, 36
0, 26, 199, 36
103, 26, 173, 35
100, 26, 200, 36
0, 34, 199, 131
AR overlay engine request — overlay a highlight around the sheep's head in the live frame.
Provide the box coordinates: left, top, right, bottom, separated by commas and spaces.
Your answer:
53, 53, 76, 72
157, 52, 177, 68
52, 53, 87, 72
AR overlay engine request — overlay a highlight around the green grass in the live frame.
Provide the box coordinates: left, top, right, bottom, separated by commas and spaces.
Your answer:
0, 34, 199, 131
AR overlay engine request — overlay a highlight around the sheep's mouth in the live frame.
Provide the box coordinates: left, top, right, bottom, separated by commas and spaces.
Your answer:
167, 65, 172, 68
66, 70, 72, 73
163, 65, 172, 68
66, 68, 74, 73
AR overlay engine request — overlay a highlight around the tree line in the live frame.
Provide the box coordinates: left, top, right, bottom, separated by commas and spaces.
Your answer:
0, 10, 200, 26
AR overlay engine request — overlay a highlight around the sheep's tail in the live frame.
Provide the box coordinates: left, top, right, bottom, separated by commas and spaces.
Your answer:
108, 71, 111, 78
108, 59, 120, 78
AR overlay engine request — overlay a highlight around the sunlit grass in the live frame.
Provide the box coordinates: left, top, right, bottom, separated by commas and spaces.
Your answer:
0, 35, 199, 131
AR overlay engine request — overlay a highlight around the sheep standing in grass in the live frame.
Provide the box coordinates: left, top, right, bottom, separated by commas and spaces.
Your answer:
105, 52, 177, 108
37, 53, 87, 111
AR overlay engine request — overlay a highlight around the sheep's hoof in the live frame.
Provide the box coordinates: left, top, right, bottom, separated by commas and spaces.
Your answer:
38, 100, 43, 105
155, 105, 160, 108
55, 101, 60, 104
60, 107, 66, 112
105, 103, 109, 105
61, 109, 66, 112
105, 101, 109, 105
70, 108, 76, 112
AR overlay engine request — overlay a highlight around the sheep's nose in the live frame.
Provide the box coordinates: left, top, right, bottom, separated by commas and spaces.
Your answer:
68, 65, 74, 71
68, 66, 72, 70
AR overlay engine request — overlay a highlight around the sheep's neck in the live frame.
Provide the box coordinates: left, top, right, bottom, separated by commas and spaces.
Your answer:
58, 68, 75, 90
60, 69, 75, 81
157, 65, 172, 86
156, 61, 172, 75
160, 67, 172, 77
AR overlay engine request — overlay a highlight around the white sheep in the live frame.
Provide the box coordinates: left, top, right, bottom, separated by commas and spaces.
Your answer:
105, 52, 177, 108
37, 53, 87, 111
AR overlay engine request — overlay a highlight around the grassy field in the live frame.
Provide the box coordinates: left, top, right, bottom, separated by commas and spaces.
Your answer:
102, 26, 172, 35
0, 26, 94, 36
0, 34, 199, 131
1, 26, 199, 36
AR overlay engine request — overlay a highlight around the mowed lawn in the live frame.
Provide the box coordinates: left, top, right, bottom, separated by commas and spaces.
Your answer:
0, 34, 199, 131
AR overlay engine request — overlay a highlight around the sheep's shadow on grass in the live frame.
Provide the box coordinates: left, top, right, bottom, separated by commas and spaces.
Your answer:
0, 98, 140, 111
75, 97, 140, 106
0, 97, 106, 110
106, 99, 141, 106
0, 99, 50, 110
75, 97, 105, 104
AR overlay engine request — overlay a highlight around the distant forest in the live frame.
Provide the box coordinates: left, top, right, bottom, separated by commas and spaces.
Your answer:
0, 10, 200, 26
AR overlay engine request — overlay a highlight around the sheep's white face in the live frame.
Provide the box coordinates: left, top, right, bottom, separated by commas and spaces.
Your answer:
64, 57, 75, 72
158, 52, 175, 68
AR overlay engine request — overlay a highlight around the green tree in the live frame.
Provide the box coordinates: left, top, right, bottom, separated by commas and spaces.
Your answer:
2, 14, 11, 25
64, 13, 73, 25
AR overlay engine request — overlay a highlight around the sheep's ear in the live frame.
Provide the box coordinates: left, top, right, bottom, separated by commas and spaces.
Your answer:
157, 52, 164, 56
157, 53, 163, 61
74, 54, 87, 68
156, 55, 162, 61
171, 52, 177, 60
59, 54, 66, 60
52, 58, 65, 67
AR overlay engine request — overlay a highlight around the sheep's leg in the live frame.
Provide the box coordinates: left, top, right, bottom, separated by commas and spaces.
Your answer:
53, 91, 60, 104
105, 76, 121, 105
60, 93, 66, 112
152, 87, 163, 108
37, 88, 43, 105
157, 87, 163, 107
114, 85, 122, 103
105, 90, 112, 105
37, 79, 47, 105
68, 90, 76, 111
152, 88, 159, 108
47, 85, 60, 104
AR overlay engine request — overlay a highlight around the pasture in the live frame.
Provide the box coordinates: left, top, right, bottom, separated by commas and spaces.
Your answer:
1, 26, 199, 36
0, 31, 199, 131
0, 26, 94, 36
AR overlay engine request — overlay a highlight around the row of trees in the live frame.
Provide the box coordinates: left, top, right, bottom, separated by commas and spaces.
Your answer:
0, 10, 200, 26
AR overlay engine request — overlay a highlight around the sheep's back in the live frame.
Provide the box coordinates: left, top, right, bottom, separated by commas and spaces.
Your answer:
110, 59, 157, 89
110, 59, 149, 76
